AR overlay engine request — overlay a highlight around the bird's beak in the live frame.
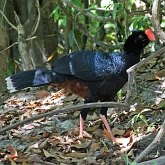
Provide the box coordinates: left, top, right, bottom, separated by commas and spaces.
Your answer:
145, 29, 156, 41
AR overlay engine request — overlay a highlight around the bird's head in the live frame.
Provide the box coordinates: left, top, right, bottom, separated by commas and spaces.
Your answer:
124, 29, 155, 53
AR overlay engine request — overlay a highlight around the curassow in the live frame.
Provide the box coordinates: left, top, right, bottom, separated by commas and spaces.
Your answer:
6, 29, 155, 143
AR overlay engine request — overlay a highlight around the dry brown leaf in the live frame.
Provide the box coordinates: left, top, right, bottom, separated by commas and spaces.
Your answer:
65, 152, 89, 158
69, 127, 79, 136
103, 129, 115, 141
42, 131, 50, 138
155, 69, 165, 80
48, 135, 62, 145
90, 142, 101, 151
0, 120, 5, 127
49, 135, 74, 146
6, 146, 18, 159
122, 129, 133, 138
35, 90, 50, 99
24, 101, 41, 110
6, 98, 24, 107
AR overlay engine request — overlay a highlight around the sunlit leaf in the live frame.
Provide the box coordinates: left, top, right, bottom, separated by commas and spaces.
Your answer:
59, 16, 66, 26
51, 6, 60, 21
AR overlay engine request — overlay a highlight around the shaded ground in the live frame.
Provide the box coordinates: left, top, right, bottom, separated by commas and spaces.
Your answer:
0, 50, 165, 165
0, 87, 164, 165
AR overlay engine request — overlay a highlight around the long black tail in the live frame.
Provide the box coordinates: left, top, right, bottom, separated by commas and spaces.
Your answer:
6, 69, 55, 93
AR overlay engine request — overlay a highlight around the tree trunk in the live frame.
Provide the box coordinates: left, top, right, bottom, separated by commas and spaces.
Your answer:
0, 0, 10, 92
4, 0, 58, 71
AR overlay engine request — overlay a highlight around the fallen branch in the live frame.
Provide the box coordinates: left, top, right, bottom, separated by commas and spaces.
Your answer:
137, 155, 165, 165
125, 46, 165, 104
0, 101, 129, 135
135, 119, 165, 163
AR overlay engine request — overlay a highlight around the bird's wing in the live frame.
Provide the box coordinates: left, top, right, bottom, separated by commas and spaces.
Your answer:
52, 50, 125, 81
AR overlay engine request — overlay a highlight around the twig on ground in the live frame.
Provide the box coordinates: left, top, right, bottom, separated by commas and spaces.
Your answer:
0, 101, 129, 135
135, 119, 165, 163
137, 156, 165, 165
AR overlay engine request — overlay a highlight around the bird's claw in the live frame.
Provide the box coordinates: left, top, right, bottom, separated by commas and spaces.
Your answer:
79, 131, 92, 139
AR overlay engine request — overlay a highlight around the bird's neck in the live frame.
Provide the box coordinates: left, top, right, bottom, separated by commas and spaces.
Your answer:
123, 51, 141, 67
124, 49, 143, 56
124, 43, 144, 54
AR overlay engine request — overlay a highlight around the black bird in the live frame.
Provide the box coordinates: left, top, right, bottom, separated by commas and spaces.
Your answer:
6, 29, 155, 143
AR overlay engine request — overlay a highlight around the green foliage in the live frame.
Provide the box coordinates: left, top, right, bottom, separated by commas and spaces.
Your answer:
123, 154, 137, 165
129, 15, 152, 31
129, 109, 156, 136
51, 6, 60, 21
161, 17, 165, 28
68, 30, 75, 48
51, 0, 155, 54
130, 111, 148, 126
72, 0, 82, 6
160, 102, 165, 109
117, 89, 124, 101
51, 6, 66, 26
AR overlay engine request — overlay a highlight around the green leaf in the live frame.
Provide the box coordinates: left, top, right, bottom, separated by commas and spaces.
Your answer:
51, 6, 60, 21
68, 30, 75, 48
72, 0, 81, 6
139, 114, 148, 125
130, 161, 138, 165
59, 16, 66, 26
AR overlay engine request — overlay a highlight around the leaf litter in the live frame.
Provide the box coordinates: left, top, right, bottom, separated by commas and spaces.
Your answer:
0, 52, 165, 164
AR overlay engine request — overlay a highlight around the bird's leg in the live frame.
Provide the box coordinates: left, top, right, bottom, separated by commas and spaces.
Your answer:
100, 107, 116, 143
79, 108, 88, 138
79, 115, 84, 138
100, 114, 116, 143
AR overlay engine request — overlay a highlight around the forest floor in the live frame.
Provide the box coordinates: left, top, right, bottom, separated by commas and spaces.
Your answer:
0, 85, 165, 165
0, 47, 165, 165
